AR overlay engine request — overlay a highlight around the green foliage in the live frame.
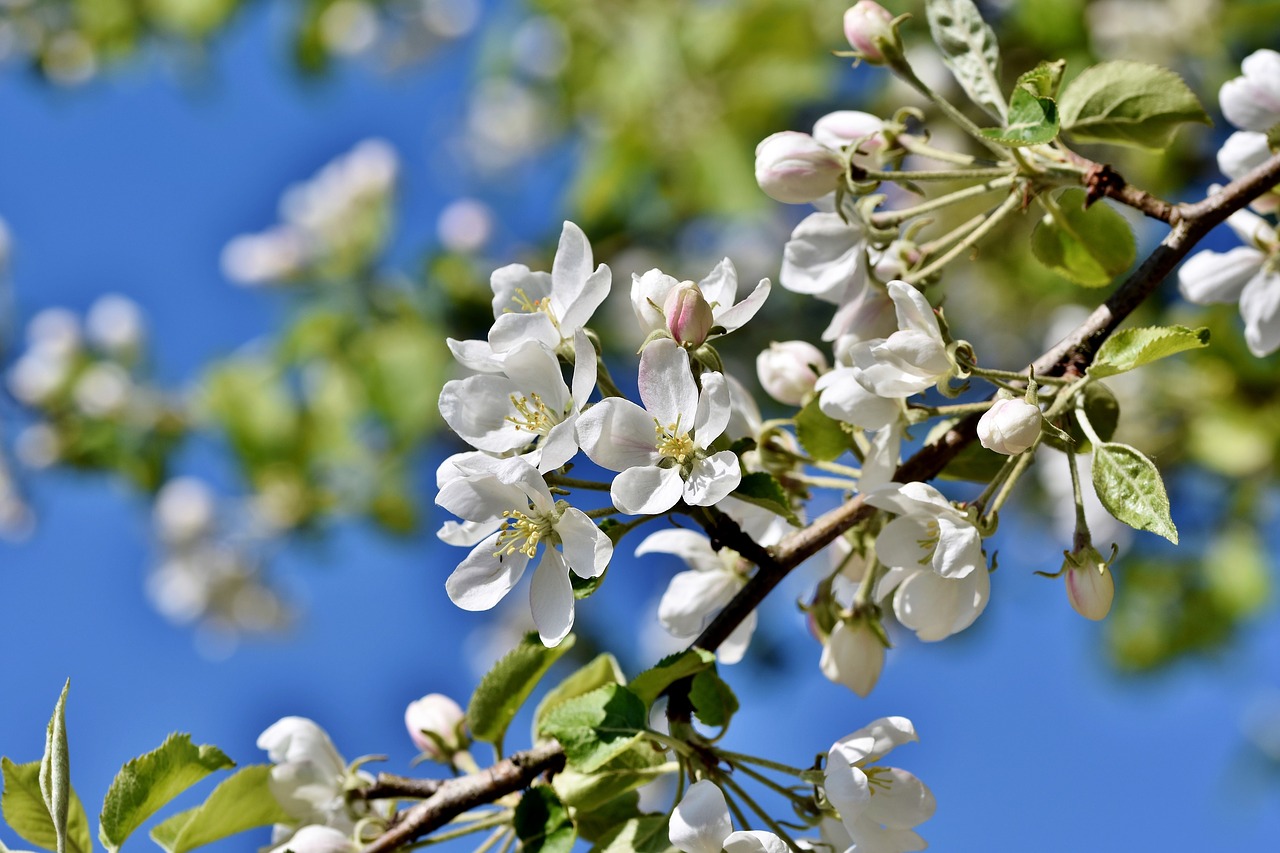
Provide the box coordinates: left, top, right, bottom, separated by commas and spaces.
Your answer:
730, 472, 801, 526
468, 633, 576, 748
689, 669, 739, 729
1044, 382, 1119, 454
1031, 190, 1136, 287
538, 685, 648, 773
572, 792, 644, 843
148, 765, 289, 853
534, 654, 626, 742
981, 87, 1059, 147
97, 734, 234, 853
40, 681, 71, 853
1090, 326, 1211, 378
628, 649, 716, 708
589, 816, 676, 853
1091, 442, 1178, 544
926, 0, 1007, 121
795, 398, 853, 462
1, 759, 92, 853
551, 745, 668, 814
1058, 61, 1210, 149
514, 786, 576, 853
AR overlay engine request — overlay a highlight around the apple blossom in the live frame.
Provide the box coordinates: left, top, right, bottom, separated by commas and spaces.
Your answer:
664, 283, 716, 347
843, 281, 956, 398
866, 482, 984, 580
843, 1, 901, 66
824, 717, 935, 847
575, 339, 741, 515
153, 477, 217, 546
1063, 543, 1117, 621
756, 340, 827, 406
977, 396, 1043, 455
812, 110, 888, 167
637, 528, 754, 664
404, 693, 468, 761
669, 780, 788, 853
1219, 49, 1280, 133
754, 131, 844, 204
85, 293, 145, 356
630, 259, 770, 345
257, 717, 363, 835
436, 455, 612, 646
268, 826, 357, 853
874, 559, 990, 641
1217, 132, 1280, 214
820, 618, 885, 697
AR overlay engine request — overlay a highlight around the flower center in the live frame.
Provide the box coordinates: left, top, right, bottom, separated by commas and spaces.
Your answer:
494, 507, 556, 559
506, 392, 560, 435
915, 519, 940, 566
654, 416, 695, 464
864, 765, 893, 795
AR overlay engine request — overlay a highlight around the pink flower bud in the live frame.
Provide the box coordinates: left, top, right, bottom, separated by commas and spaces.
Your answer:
404, 693, 467, 761
1064, 545, 1115, 621
843, 1, 899, 65
754, 131, 844, 204
977, 397, 1042, 455
812, 111, 887, 168
663, 283, 715, 347
757, 340, 827, 405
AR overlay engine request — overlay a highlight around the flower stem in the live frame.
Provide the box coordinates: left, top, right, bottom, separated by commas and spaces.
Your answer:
897, 133, 983, 166
714, 750, 811, 779
904, 190, 1023, 283
860, 165, 1012, 182
871, 174, 1016, 227
405, 810, 512, 847
888, 62, 1013, 160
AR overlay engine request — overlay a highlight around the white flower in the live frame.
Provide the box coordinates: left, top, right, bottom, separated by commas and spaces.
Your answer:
449, 221, 610, 371
1220, 49, 1280, 132
85, 294, 145, 355
977, 396, 1042, 455
780, 212, 868, 305
756, 341, 827, 406
669, 780, 788, 853
436, 456, 612, 646
1178, 203, 1280, 357
844, 281, 954, 398
636, 528, 754, 664
154, 477, 217, 546
257, 717, 356, 832
874, 561, 990, 642
404, 694, 467, 760
866, 482, 984, 580
438, 329, 595, 472
824, 718, 935, 847
814, 369, 906, 492
1217, 132, 1280, 214
1063, 544, 1116, 621
221, 227, 308, 285
72, 362, 132, 417
820, 619, 885, 698
268, 826, 357, 853
630, 259, 770, 343
755, 131, 845, 204
576, 339, 741, 515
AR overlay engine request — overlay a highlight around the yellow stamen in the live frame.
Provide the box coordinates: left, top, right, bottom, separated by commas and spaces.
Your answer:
505, 392, 557, 434
654, 415, 695, 465
493, 508, 556, 559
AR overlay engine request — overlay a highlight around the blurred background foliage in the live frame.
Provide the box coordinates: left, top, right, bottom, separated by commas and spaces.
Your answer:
2, 0, 1280, 691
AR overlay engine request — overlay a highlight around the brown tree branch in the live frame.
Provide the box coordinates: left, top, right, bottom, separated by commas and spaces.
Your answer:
361, 151, 1280, 853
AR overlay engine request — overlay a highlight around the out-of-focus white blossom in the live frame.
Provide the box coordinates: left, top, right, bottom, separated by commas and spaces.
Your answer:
15, 423, 60, 469
404, 694, 467, 761
1220, 49, 1280, 133
754, 131, 844, 204
27, 308, 81, 358
85, 293, 145, 356
72, 362, 131, 417
154, 477, 217, 546
319, 1, 380, 56
436, 198, 494, 253
221, 227, 309, 285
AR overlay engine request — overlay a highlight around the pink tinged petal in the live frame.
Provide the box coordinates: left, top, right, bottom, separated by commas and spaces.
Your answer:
446, 338, 504, 373
612, 465, 685, 515
717, 610, 756, 665
930, 515, 982, 579
446, 533, 530, 611
863, 768, 936, 830
640, 339, 699, 427
684, 451, 742, 507
694, 371, 732, 443
488, 311, 560, 354
714, 276, 771, 333
555, 507, 612, 579
550, 221, 592, 304
560, 265, 612, 331
530, 549, 575, 647
571, 329, 598, 409
669, 780, 733, 853
632, 269, 680, 335
844, 716, 918, 761
658, 569, 741, 637
489, 264, 551, 318
723, 831, 788, 853
815, 368, 902, 429
697, 257, 739, 311
1239, 271, 1280, 356
439, 375, 529, 453
780, 212, 867, 303
575, 398, 661, 471
873, 516, 934, 570
634, 528, 723, 573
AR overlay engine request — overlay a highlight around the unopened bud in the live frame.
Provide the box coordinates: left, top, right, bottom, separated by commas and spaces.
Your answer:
843, 1, 901, 66
757, 340, 827, 406
404, 693, 468, 762
977, 397, 1042, 455
1064, 544, 1116, 621
754, 131, 844, 204
819, 618, 885, 697
812, 111, 888, 168
663, 284, 715, 347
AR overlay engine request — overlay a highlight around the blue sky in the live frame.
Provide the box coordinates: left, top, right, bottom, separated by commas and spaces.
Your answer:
1, 3, 1279, 852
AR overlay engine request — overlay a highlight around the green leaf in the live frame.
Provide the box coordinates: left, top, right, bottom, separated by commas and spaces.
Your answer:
1, 760, 92, 853
514, 786, 575, 853
689, 670, 739, 729
538, 685, 648, 773
467, 633, 576, 748
729, 472, 800, 526
1031, 190, 1136, 287
571, 566, 608, 600
926, 0, 1006, 121
551, 743, 668, 813
1058, 61, 1209, 149
148, 765, 290, 853
590, 816, 676, 853
627, 649, 716, 708
98, 734, 235, 853
981, 87, 1059, 146
1015, 60, 1066, 99
40, 681, 70, 853
1090, 326, 1211, 378
795, 398, 852, 462
533, 654, 626, 743
572, 791, 643, 843
1091, 442, 1178, 543
1044, 382, 1119, 453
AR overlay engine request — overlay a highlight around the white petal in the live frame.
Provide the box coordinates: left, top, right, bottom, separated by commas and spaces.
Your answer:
555, 507, 612, 579
612, 465, 685, 515
529, 550, 575, 647
684, 452, 742, 507
446, 338, 504, 373
445, 533, 529, 611
571, 328, 598, 409
780, 212, 867, 304
873, 516, 934, 571
843, 814, 926, 853
502, 340, 570, 413
536, 418, 579, 473
257, 717, 345, 777
550, 221, 592, 307
886, 281, 942, 341
658, 569, 740, 637
1177, 248, 1262, 305
717, 610, 756, 665
669, 780, 733, 853
863, 768, 936, 830
893, 565, 989, 641
723, 831, 788, 853
815, 367, 902, 429
439, 375, 529, 453
715, 277, 771, 332
824, 749, 872, 821
694, 371, 732, 444
697, 257, 738, 310
632, 269, 680, 335
488, 311, 560, 354
820, 620, 884, 698
489, 264, 551, 319
859, 424, 901, 493
841, 717, 918, 761
575, 398, 660, 472
1226, 206, 1276, 248
438, 518, 501, 547
561, 265, 612, 331
634, 528, 723, 573
640, 339, 699, 428
930, 515, 982, 580
1239, 271, 1280, 356
865, 481, 952, 517
1217, 131, 1272, 180
437, 475, 523, 524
